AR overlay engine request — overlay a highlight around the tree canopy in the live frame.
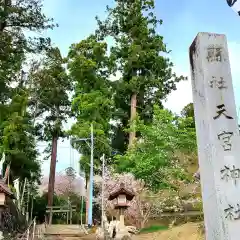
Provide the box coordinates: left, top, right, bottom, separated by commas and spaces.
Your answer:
115, 105, 197, 191
96, 0, 185, 151
0, 0, 202, 225
0, 0, 55, 104
68, 35, 114, 179
0, 0, 56, 185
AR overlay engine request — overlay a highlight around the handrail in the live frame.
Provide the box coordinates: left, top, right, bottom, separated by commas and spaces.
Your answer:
35, 221, 47, 239
18, 217, 36, 240
46, 205, 77, 209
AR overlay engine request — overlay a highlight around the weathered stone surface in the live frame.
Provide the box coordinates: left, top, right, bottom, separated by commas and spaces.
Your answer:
190, 32, 240, 239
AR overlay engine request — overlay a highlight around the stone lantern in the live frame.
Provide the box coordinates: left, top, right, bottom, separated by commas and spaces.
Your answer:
108, 183, 135, 227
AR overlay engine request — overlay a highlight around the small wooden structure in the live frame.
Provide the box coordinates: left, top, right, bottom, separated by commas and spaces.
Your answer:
0, 179, 15, 226
108, 183, 135, 227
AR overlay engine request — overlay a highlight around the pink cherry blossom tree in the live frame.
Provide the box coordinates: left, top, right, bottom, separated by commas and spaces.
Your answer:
96, 169, 157, 229
40, 171, 85, 197
96, 168, 202, 229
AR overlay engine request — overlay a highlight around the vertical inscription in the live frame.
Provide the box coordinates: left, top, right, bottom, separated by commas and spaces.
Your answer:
218, 131, 233, 151
207, 47, 223, 62
209, 76, 227, 89
213, 104, 233, 120
221, 165, 240, 185
224, 203, 240, 220
190, 33, 240, 238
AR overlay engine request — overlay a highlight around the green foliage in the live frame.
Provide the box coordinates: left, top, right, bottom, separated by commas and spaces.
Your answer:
0, 86, 41, 183
0, 0, 198, 216
31, 192, 100, 224
68, 35, 113, 177
175, 121, 196, 153
96, 0, 185, 153
139, 225, 168, 233
0, 0, 55, 104
0, 0, 56, 184
180, 103, 195, 128
115, 105, 197, 191
32, 193, 68, 223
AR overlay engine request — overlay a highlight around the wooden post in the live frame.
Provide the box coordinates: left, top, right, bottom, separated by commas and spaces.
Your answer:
26, 228, 29, 240
32, 218, 36, 240
0, 208, 2, 230
67, 209, 69, 225
70, 205, 72, 225
80, 195, 83, 225
49, 207, 53, 225
190, 32, 240, 239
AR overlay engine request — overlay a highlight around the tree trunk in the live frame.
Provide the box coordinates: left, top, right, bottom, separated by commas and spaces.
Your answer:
47, 135, 58, 207
129, 93, 137, 148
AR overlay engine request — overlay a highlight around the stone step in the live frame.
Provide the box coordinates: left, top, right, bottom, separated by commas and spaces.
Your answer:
44, 224, 88, 239
45, 233, 85, 237
44, 235, 87, 240
45, 224, 85, 234
44, 234, 95, 240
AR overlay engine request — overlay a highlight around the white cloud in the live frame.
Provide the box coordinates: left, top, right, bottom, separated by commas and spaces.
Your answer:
163, 41, 240, 115
163, 69, 192, 115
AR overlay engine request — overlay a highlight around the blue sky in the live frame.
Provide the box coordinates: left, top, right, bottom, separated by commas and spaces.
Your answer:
39, 0, 240, 176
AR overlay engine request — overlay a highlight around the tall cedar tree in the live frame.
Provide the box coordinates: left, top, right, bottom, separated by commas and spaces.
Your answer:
1, 86, 41, 184
30, 47, 71, 206
96, 0, 185, 152
68, 35, 113, 182
0, 0, 55, 183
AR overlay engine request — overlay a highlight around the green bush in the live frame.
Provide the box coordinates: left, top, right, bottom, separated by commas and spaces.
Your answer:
139, 225, 168, 233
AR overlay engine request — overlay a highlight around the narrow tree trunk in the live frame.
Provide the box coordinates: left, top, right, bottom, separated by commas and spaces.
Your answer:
47, 135, 58, 206
129, 93, 137, 147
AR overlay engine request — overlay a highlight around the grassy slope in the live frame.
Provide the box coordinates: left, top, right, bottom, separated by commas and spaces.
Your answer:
134, 222, 204, 240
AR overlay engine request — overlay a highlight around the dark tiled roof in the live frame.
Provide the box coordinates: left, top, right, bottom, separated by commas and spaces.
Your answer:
108, 183, 135, 201
0, 180, 14, 198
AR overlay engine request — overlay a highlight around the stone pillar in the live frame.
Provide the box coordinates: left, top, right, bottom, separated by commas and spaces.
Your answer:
190, 32, 240, 239
119, 215, 124, 228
